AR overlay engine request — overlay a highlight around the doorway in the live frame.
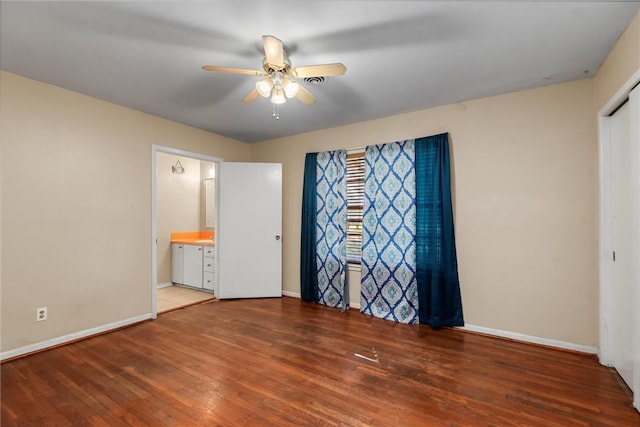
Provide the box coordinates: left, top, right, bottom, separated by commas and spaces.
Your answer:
151, 145, 222, 318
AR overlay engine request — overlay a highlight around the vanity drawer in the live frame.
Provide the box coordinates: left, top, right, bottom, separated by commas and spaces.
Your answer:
204, 247, 215, 257
204, 256, 215, 272
203, 272, 214, 291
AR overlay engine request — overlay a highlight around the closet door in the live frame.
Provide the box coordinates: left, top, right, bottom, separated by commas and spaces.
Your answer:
609, 85, 639, 401
610, 99, 633, 388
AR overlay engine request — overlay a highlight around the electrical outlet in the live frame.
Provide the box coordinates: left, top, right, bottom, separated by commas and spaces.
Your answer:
36, 307, 47, 322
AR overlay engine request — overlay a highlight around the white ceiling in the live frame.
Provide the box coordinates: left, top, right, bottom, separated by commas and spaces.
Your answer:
1, 1, 638, 143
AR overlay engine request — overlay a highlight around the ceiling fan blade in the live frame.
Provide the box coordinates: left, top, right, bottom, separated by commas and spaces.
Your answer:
262, 35, 285, 70
291, 63, 347, 78
295, 85, 315, 105
242, 88, 261, 104
202, 65, 264, 76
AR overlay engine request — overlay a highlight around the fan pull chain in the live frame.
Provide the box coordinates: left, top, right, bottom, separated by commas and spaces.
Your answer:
272, 103, 280, 120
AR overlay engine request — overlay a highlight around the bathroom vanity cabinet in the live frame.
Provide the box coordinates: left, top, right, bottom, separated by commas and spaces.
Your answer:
171, 243, 214, 291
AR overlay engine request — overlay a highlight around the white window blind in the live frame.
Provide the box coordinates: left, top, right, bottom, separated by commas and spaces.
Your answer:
346, 149, 365, 264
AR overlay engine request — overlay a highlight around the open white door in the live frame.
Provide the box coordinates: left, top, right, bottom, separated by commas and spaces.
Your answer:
217, 162, 282, 299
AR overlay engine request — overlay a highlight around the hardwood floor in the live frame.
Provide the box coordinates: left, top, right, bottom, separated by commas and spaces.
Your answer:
2, 297, 638, 426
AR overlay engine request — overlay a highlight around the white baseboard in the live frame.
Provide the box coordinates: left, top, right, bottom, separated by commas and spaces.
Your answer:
0, 313, 153, 361
157, 282, 173, 289
460, 324, 598, 354
282, 290, 300, 298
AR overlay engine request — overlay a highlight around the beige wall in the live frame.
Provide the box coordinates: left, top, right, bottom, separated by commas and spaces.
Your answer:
593, 11, 640, 112
251, 78, 598, 347
0, 71, 250, 353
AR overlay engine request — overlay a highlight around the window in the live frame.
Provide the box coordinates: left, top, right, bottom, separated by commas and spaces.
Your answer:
346, 149, 365, 264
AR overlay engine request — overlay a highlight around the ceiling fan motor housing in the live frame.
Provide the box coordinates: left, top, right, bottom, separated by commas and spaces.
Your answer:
263, 57, 291, 74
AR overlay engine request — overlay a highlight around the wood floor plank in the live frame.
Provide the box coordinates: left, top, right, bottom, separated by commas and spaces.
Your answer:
2, 297, 639, 426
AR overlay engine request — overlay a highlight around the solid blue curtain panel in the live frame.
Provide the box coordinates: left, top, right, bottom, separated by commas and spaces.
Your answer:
300, 153, 318, 302
300, 150, 348, 308
415, 134, 464, 328
360, 141, 419, 323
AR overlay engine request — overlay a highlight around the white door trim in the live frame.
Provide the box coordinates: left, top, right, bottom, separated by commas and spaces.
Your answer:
598, 114, 614, 366
151, 145, 222, 318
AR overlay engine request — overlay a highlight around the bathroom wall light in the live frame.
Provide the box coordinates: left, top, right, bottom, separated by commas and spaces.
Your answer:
172, 160, 185, 174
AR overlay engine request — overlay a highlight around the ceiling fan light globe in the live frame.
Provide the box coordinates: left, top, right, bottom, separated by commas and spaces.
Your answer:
256, 79, 273, 97
283, 79, 299, 98
271, 88, 286, 104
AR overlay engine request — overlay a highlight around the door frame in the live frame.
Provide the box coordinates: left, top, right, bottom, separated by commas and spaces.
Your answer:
151, 145, 222, 318
598, 69, 640, 409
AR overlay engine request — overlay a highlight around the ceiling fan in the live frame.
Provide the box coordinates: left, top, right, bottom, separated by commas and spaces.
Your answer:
202, 35, 346, 108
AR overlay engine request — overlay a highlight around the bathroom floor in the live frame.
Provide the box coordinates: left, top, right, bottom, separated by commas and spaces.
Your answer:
157, 285, 215, 313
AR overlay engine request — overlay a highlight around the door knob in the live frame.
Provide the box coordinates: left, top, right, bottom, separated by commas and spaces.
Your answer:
275, 235, 281, 240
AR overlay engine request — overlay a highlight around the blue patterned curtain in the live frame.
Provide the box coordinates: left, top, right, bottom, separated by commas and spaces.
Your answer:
360, 141, 418, 323
315, 150, 348, 309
